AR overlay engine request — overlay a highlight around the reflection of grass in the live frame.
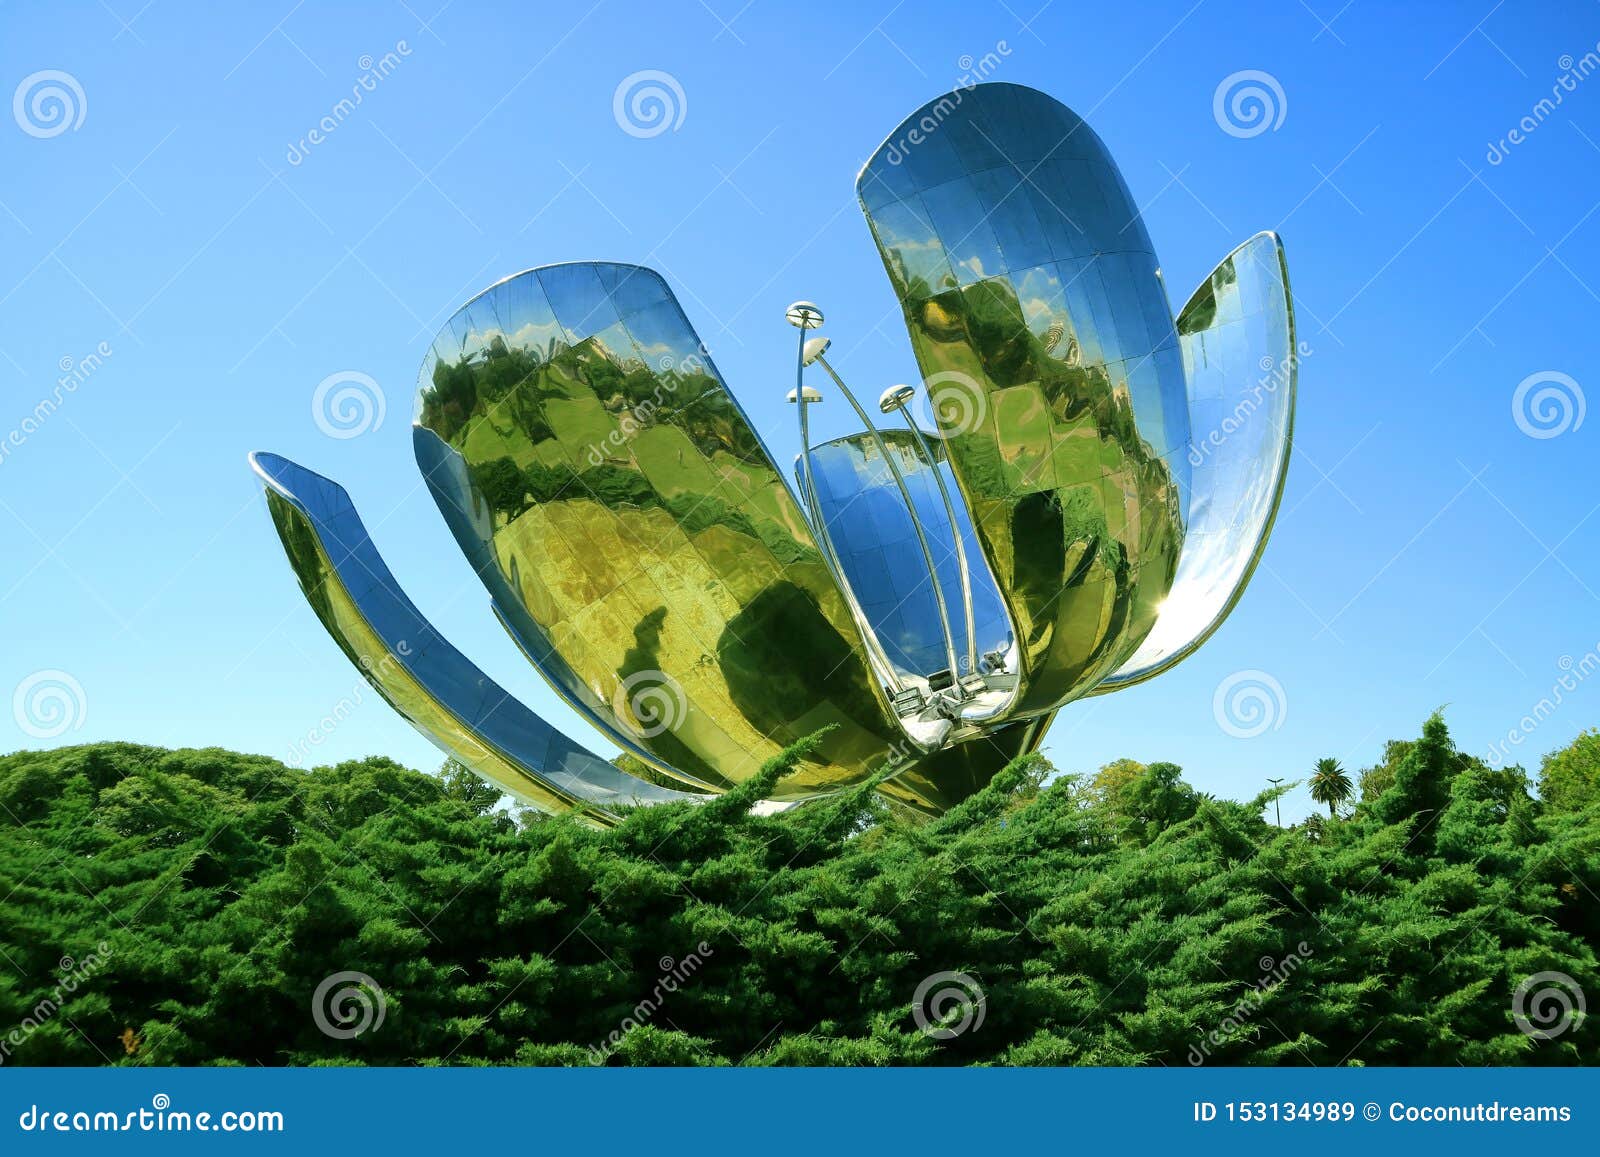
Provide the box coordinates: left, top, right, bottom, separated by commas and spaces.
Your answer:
413, 309, 890, 794
490, 499, 868, 796
544, 395, 617, 454
462, 412, 538, 470
631, 425, 718, 497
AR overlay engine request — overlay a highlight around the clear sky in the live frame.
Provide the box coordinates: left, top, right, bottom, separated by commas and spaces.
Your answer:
3, 0, 1597, 823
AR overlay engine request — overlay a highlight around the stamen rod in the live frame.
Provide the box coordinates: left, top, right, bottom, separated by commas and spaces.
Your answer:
814, 353, 962, 691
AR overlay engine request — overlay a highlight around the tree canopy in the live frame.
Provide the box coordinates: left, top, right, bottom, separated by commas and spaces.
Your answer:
0, 713, 1595, 1066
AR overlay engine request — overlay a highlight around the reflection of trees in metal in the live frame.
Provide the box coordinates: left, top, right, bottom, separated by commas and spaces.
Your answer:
250, 83, 1295, 820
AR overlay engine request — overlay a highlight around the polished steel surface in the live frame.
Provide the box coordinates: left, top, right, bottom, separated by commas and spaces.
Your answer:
248, 451, 702, 823
858, 82, 1190, 723
251, 82, 1297, 822
875, 712, 1052, 816
813, 351, 963, 685
412, 262, 923, 800
412, 425, 709, 786
882, 384, 981, 678
801, 430, 1012, 685
1092, 231, 1296, 689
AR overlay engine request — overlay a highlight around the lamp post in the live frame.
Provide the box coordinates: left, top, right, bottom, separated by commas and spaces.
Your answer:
1267, 776, 1284, 827
785, 303, 906, 699
784, 302, 832, 570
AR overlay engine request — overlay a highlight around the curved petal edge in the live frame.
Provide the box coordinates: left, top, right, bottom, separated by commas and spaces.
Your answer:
1091, 230, 1296, 691
248, 450, 704, 823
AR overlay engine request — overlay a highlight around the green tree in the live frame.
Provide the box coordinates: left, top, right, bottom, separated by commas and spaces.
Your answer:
1357, 739, 1411, 801
438, 757, 506, 814
1538, 728, 1600, 813
1369, 712, 1458, 844
1088, 757, 1145, 809
471, 456, 527, 518
1308, 757, 1353, 817
0, 715, 1595, 1068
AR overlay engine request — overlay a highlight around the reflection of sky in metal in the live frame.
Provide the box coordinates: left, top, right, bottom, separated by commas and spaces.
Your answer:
412, 261, 925, 798
246, 82, 1298, 819
857, 82, 1193, 721
1096, 232, 1295, 688
801, 431, 1011, 679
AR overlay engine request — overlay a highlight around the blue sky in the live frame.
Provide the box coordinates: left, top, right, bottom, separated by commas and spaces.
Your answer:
2, 0, 1597, 823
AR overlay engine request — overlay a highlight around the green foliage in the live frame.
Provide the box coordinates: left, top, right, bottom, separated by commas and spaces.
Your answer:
1539, 728, 1600, 813
1308, 757, 1353, 817
0, 714, 1596, 1067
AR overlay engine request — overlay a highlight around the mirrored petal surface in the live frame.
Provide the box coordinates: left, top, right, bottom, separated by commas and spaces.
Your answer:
800, 429, 1013, 683
1092, 232, 1295, 689
858, 83, 1189, 725
413, 263, 908, 800
413, 425, 718, 791
249, 451, 701, 823
875, 713, 1052, 816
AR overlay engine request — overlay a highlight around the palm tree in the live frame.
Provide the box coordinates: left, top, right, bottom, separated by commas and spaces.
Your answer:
1308, 757, 1353, 817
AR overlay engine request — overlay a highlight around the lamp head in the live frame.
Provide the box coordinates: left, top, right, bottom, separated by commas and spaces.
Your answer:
786, 300, 824, 330
786, 385, 823, 405
878, 383, 917, 414
801, 336, 832, 366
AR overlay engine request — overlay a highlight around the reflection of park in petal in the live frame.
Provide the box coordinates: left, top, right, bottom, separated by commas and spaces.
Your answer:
251, 84, 1296, 821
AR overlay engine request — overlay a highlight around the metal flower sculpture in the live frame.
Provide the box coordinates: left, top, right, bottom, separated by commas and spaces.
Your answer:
251, 83, 1296, 822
